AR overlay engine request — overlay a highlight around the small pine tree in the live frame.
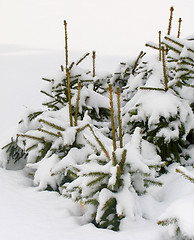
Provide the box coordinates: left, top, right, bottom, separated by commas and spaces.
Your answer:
122, 33, 194, 168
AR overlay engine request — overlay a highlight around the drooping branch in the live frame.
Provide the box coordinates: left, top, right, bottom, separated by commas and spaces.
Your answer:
77, 124, 111, 161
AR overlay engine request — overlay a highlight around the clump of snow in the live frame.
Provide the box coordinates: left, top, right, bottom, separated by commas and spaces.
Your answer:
27, 154, 61, 190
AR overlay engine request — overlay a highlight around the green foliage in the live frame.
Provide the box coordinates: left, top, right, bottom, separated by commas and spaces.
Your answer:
110, 51, 146, 92
163, 36, 194, 98
126, 108, 190, 166
2, 138, 28, 164
95, 197, 121, 231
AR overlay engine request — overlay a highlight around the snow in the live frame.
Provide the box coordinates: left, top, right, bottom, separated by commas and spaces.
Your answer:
0, 168, 79, 240
123, 89, 191, 125
27, 155, 61, 191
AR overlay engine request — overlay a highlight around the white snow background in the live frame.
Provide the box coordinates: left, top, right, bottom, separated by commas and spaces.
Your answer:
0, 0, 194, 239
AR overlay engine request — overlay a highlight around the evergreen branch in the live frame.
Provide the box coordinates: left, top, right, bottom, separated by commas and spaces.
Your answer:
2, 138, 28, 163
87, 126, 111, 161
87, 175, 107, 187
144, 179, 163, 187
101, 197, 116, 211
37, 128, 62, 138
66, 169, 79, 180
164, 36, 194, 54
132, 51, 145, 74
42, 102, 60, 110
80, 79, 93, 83
70, 74, 82, 79
69, 62, 75, 70
70, 78, 79, 88
28, 111, 43, 121
2, 140, 13, 150
42, 78, 52, 82
158, 218, 177, 226
176, 168, 194, 183
178, 59, 194, 67
77, 124, 111, 161
17, 134, 45, 143
167, 56, 177, 62
52, 166, 79, 177
76, 53, 90, 65
180, 80, 194, 88
85, 199, 99, 206
145, 42, 159, 50
140, 87, 166, 91
82, 135, 99, 155
164, 43, 181, 54
39, 119, 65, 131
176, 68, 194, 73
148, 163, 164, 170
60, 65, 64, 72
26, 144, 38, 152
85, 172, 110, 177
40, 90, 54, 99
